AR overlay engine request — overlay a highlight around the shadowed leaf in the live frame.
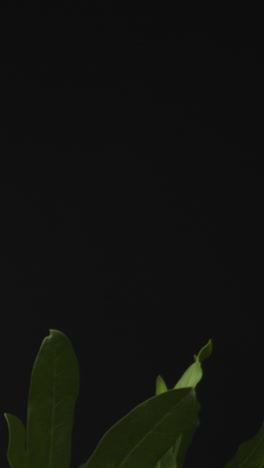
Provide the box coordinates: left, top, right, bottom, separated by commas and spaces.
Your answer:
26, 329, 79, 468
224, 421, 264, 468
83, 387, 199, 468
4, 414, 28, 468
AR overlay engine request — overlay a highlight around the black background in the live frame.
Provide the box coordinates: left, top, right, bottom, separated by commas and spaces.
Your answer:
0, 6, 263, 468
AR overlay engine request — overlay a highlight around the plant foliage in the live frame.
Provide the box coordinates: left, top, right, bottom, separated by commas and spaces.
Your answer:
4, 331, 264, 467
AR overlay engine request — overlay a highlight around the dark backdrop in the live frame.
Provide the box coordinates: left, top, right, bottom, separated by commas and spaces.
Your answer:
0, 7, 263, 468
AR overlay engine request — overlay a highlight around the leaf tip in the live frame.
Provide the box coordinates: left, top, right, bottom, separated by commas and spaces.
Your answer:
155, 374, 168, 395
48, 328, 61, 336
197, 338, 213, 362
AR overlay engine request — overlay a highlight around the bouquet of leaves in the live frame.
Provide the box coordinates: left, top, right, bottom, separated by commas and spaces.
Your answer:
4, 330, 264, 467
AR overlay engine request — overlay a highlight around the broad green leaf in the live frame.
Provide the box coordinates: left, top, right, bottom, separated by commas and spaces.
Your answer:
26, 329, 80, 468
223, 421, 264, 468
156, 375, 168, 395
83, 387, 199, 468
4, 413, 28, 468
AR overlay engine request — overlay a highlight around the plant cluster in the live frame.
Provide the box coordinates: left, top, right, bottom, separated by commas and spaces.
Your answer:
4, 330, 264, 467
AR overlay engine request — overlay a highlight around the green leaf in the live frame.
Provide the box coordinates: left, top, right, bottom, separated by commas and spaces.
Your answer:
4, 413, 28, 468
155, 448, 177, 468
156, 375, 168, 396
26, 329, 80, 468
153, 340, 212, 468
173, 339, 212, 468
195, 338, 213, 363
223, 421, 264, 468
154, 377, 178, 468
174, 339, 213, 390
171, 435, 182, 461
155, 339, 212, 468
83, 387, 199, 468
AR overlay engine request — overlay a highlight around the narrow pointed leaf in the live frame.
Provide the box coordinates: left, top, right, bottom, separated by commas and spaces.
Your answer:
154, 341, 212, 468
156, 375, 168, 396
174, 361, 202, 390
195, 338, 213, 363
172, 339, 212, 468
83, 387, 199, 468
155, 377, 177, 468
4, 413, 28, 468
223, 421, 264, 468
174, 339, 212, 390
26, 329, 80, 468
